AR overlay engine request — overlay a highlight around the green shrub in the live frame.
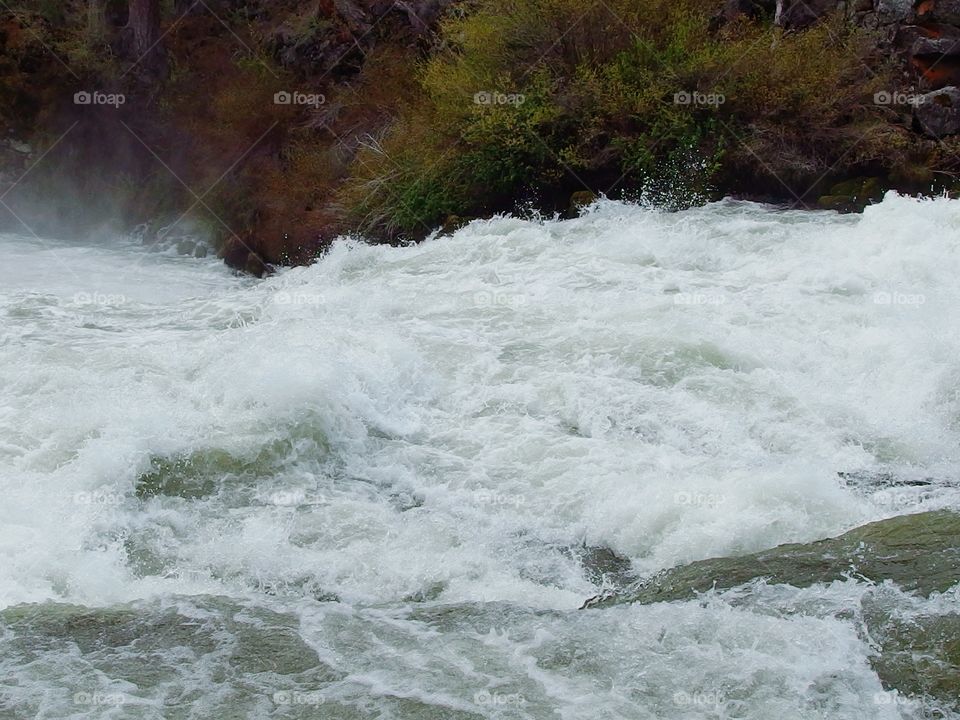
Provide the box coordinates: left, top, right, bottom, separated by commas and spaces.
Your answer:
340, 0, 894, 238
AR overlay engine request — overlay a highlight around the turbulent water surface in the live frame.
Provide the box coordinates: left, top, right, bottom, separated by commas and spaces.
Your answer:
1, 196, 959, 719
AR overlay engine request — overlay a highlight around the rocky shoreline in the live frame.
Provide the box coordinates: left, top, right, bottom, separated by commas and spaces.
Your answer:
2, 0, 960, 273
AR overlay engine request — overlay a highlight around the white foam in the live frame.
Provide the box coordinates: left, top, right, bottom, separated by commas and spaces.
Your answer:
1, 197, 959, 717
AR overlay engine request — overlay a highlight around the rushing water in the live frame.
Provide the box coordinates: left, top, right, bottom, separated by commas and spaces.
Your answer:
1, 196, 959, 719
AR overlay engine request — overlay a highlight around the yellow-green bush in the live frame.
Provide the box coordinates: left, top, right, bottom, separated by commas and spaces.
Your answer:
340, 0, 894, 237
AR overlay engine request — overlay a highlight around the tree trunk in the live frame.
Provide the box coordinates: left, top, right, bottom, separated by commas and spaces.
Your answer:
86, 0, 108, 43
127, 0, 161, 61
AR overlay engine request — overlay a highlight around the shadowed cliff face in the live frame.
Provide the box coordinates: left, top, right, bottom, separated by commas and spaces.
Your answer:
3, 0, 960, 272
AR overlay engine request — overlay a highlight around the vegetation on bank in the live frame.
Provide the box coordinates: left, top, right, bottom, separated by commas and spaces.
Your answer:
2, 0, 960, 267
341, 0, 903, 237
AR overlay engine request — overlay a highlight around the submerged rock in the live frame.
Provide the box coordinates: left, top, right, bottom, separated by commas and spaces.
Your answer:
583, 511, 960, 608
569, 544, 637, 590
0, 597, 342, 713
866, 600, 960, 707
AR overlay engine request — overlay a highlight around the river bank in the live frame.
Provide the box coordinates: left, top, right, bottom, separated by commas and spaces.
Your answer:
3, 0, 960, 274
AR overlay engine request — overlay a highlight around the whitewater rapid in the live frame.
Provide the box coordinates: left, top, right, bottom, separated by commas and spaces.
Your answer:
1, 196, 958, 718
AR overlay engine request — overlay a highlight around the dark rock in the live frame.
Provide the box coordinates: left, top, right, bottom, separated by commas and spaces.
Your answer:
818, 194, 858, 212
915, 85, 960, 136
911, 34, 960, 56
243, 252, 270, 278
219, 236, 249, 269
917, 0, 960, 24
837, 470, 939, 488
906, 21, 960, 89
219, 236, 273, 276
875, 0, 914, 22
440, 214, 471, 235
860, 176, 886, 200
569, 190, 598, 214
776, 0, 844, 29
817, 176, 886, 212
889, 159, 936, 189
570, 545, 637, 590
394, 0, 459, 34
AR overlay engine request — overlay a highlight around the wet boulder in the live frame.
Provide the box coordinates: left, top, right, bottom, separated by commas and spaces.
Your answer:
867, 604, 960, 707
583, 510, 960, 608
915, 86, 960, 137
817, 176, 887, 212
568, 190, 598, 215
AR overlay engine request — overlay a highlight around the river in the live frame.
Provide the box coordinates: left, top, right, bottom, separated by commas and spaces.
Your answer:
1, 196, 958, 718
